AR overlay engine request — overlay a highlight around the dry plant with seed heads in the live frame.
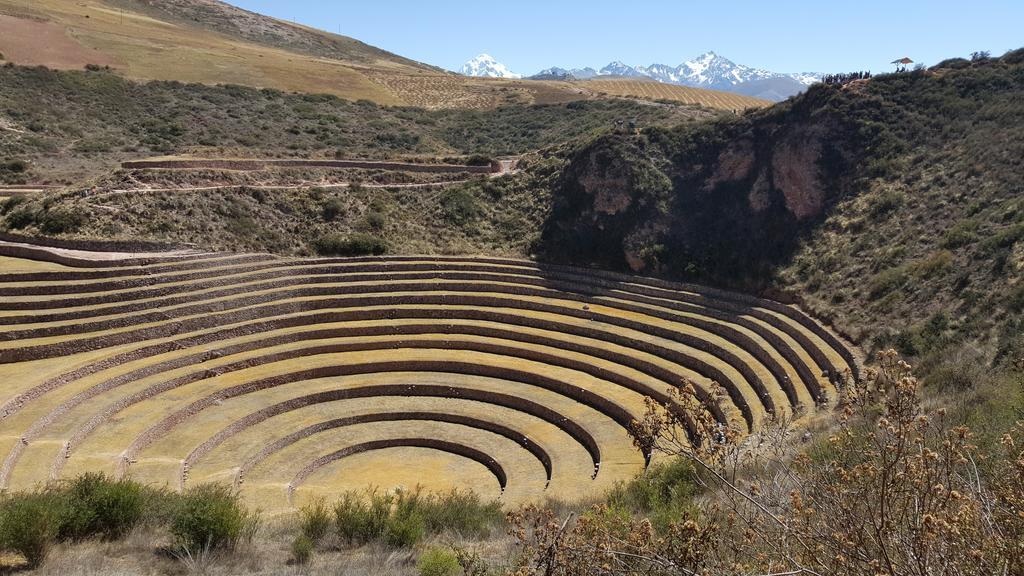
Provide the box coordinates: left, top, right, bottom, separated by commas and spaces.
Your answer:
507, 351, 1024, 576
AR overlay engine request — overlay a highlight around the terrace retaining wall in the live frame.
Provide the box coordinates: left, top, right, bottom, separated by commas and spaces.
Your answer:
122, 159, 499, 174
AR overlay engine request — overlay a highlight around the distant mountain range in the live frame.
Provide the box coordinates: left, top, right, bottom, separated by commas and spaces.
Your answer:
459, 54, 522, 79
460, 52, 821, 101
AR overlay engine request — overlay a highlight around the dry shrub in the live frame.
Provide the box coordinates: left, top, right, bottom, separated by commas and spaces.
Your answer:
507, 351, 1024, 575
508, 504, 717, 576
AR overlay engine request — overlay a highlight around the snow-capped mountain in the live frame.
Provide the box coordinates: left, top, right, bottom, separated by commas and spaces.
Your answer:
459, 54, 521, 79
599, 61, 646, 78
533, 66, 599, 80
531, 52, 821, 101
788, 72, 822, 87
669, 51, 779, 87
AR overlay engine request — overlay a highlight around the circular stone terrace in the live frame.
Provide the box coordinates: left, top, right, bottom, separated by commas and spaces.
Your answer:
0, 240, 857, 512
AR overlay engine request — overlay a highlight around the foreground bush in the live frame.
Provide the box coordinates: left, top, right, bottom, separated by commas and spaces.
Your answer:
0, 474, 149, 567
508, 351, 1024, 575
0, 492, 60, 568
334, 490, 392, 545
290, 534, 314, 565
417, 547, 460, 576
334, 488, 502, 548
298, 498, 332, 543
170, 484, 260, 554
416, 489, 503, 538
606, 458, 700, 533
58, 473, 145, 541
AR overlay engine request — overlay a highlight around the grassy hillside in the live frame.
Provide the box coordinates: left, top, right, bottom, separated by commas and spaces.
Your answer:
0, 0, 404, 102
0, 0, 767, 111
580, 78, 769, 110
103, 0, 438, 70
0, 64, 714, 183
538, 49, 1024, 370
0, 64, 714, 253
6, 52, 1022, 368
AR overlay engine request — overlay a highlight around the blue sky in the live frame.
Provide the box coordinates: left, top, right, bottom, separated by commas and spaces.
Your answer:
229, 1, 1023, 74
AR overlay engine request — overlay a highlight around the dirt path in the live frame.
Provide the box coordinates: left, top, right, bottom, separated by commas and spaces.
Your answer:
0, 159, 520, 198
101, 160, 519, 195
0, 186, 58, 197
101, 179, 474, 195
121, 158, 501, 174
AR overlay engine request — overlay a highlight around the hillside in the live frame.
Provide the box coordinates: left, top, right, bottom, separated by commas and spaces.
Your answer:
0, 0, 765, 111
5, 52, 1022, 368
538, 49, 1024, 371
103, 0, 438, 70
0, 64, 717, 254
0, 64, 714, 185
579, 78, 769, 110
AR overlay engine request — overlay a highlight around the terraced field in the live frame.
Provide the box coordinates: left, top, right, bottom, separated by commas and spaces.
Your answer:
0, 244, 856, 512
581, 79, 771, 110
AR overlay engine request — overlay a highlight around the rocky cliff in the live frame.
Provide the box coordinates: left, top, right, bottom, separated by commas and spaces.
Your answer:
540, 83, 873, 286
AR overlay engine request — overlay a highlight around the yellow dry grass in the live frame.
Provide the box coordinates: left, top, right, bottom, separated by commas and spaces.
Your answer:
0, 1, 774, 111
0, 0, 401, 103
581, 78, 771, 110
0, 255, 72, 273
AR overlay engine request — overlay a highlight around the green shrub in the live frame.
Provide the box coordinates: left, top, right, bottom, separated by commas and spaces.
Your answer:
867, 189, 903, 217
38, 209, 85, 235
464, 154, 493, 167
893, 312, 951, 357
0, 492, 61, 568
137, 485, 182, 528
72, 138, 118, 153
0, 194, 26, 215
868, 267, 908, 299
291, 534, 314, 565
440, 188, 481, 226
384, 509, 425, 548
1003, 47, 1024, 65
934, 57, 972, 70
334, 490, 391, 545
417, 547, 461, 576
313, 232, 387, 256
170, 484, 259, 553
942, 219, 980, 248
910, 250, 954, 278
333, 488, 497, 548
299, 498, 331, 543
923, 361, 980, 393
607, 459, 700, 533
417, 490, 503, 538
58, 473, 144, 541
363, 210, 386, 231
321, 198, 345, 222
4, 206, 36, 229
0, 159, 27, 174
0, 475, 171, 568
